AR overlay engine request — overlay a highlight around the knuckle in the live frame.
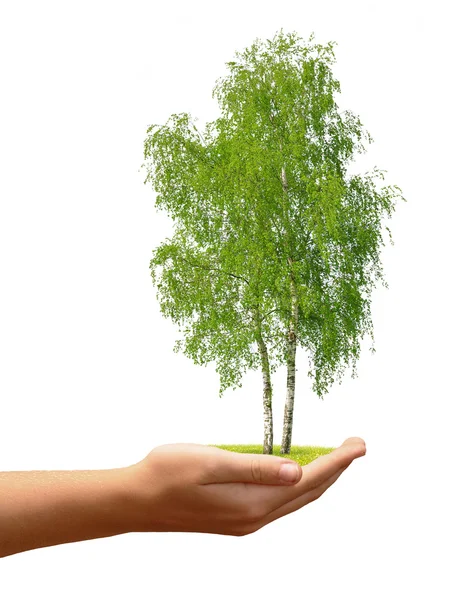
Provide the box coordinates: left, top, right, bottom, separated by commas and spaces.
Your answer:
244, 502, 265, 524
233, 529, 249, 537
234, 523, 256, 537
311, 487, 324, 502
250, 459, 263, 483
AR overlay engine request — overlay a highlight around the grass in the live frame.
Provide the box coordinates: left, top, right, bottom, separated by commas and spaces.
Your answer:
209, 444, 335, 466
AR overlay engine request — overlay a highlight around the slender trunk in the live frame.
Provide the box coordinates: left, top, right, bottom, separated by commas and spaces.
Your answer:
280, 268, 299, 454
255, 318, 273, 455
279, 158, 299, 454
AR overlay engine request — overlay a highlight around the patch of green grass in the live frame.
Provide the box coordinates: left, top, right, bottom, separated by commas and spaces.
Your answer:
209, 444, 335, 466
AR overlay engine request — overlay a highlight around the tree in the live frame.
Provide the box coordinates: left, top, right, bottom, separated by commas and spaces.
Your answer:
142, 29, 406, 454
209, 30, 405, 453
143, 113, 292, 454
147, 209, 288, 455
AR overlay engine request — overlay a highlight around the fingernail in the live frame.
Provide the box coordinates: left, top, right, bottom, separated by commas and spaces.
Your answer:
279, 463, 299, 482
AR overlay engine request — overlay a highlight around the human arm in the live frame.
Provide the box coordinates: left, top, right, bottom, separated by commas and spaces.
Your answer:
0, 437, 365, 558
0, 466, 133, 558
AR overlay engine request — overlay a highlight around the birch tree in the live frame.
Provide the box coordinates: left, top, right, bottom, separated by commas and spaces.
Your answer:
144, 117, 288, 454
142, 29, 405, 454
209, 31, 405, 453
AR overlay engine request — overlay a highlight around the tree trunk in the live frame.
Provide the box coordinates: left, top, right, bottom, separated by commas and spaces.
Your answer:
280, 266, 299, 454
256, 332, 274, 455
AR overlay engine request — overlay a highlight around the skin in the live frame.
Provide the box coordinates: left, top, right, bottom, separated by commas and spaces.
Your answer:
0, 437, 365, 558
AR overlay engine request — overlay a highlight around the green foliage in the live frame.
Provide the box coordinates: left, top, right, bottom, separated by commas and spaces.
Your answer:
142, 29, 406, 399
149, 223, 288, 396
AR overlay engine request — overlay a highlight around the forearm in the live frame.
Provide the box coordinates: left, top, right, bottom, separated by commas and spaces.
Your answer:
0, 466, 135, 558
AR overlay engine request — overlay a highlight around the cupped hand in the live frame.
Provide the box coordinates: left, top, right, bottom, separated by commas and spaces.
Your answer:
124, 438, 366, 537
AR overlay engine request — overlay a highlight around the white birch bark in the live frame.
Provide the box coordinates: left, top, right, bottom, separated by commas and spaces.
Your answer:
255, 314, 274, 455
279, 161, 299, 454
280, 265, 299, 454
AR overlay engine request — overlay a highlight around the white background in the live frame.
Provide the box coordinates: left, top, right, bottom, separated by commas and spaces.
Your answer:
0, 0, 449, 598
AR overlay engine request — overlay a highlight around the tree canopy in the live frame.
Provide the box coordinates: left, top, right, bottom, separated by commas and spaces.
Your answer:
142, 29, 405, 401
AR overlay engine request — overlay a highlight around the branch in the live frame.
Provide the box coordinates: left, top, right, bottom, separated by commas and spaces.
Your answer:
260, 307, 282, 321
189, 120, 206, 146
176, 255, 250, 286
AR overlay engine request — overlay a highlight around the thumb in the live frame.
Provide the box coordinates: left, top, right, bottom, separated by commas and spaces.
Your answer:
211, 450, 302, 486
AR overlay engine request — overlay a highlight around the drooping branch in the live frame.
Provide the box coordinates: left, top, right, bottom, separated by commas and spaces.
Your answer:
174, 255, 250, 286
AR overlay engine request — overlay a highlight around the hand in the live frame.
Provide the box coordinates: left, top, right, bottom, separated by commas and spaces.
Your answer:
124, 437, 366, 537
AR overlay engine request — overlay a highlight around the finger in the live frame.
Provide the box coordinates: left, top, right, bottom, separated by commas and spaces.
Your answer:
342, 437, 366, 446
299, 438, 365, 491
255, 465, 349, 530
237, 438, 365, 512
200, 451, 303, 486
